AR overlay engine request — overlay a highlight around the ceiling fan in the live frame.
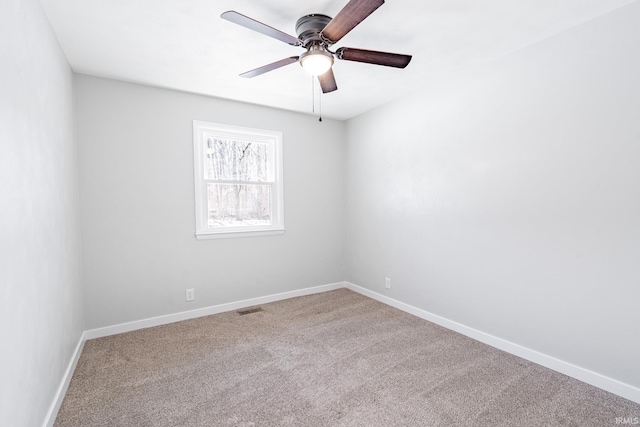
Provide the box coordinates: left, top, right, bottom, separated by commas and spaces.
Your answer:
221, 0, 412, 94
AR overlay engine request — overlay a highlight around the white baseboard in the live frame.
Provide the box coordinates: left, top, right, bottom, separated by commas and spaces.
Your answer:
43, 332, 86, 427
84, 282, 346, 340
344, 281, 640, 404
46, 279, 639, 427
45, 282, 345, 426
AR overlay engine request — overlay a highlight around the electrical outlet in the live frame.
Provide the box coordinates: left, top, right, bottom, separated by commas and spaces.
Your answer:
185, 288, 195, 301
385, 277, 391, 289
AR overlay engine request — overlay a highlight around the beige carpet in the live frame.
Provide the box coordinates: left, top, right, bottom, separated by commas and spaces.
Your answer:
54, 289, 640, 426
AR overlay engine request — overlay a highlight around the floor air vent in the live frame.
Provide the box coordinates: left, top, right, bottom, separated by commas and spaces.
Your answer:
237, 307, 263, 315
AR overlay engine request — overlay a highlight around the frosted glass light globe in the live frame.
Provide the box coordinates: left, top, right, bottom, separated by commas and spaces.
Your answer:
300, 48, 334, 76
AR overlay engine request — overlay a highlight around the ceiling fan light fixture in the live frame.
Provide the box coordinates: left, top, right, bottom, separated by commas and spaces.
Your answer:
299, 45, 334, 76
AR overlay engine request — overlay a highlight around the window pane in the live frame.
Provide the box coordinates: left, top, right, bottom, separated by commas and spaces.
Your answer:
205, 138, 271, 182
207, 183, 271, 228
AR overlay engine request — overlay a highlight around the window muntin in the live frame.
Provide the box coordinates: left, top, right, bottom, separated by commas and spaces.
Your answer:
193, 121, 284, 239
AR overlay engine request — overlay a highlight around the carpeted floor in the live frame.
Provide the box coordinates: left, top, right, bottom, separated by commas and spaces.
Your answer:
54, 289, 640, 426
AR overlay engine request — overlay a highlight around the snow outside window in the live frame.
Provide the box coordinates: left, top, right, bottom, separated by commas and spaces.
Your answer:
193, 121, 284, 239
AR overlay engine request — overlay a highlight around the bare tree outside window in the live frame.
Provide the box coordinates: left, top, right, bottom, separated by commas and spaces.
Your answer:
193, 121, 284, 239
207, 183, 271, 227
205, 138, 273, 227
205, 138, 270, 182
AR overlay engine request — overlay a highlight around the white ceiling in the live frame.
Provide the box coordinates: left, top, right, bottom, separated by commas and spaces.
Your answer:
39, 0, 634, 120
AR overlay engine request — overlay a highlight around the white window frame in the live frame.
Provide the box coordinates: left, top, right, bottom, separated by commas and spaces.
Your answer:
193, 120, 285, 239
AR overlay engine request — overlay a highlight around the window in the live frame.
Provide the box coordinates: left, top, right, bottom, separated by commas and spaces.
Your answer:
193, 121, 284, 239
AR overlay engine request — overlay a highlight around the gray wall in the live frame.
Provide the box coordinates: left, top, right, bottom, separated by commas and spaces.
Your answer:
75, 75, 345, 330
345, 2, 640, 389
0, 0, 84, 426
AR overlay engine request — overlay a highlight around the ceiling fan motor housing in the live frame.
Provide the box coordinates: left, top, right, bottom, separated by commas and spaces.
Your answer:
295, 14, 332, 46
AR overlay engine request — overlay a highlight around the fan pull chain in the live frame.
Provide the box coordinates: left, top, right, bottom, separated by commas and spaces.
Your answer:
311, 76, 322, 122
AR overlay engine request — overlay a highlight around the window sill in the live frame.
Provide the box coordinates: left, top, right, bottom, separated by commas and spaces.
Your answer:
195, 228, 286, 240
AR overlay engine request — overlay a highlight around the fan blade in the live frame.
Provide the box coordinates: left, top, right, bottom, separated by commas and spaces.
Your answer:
336, 47, 411, 68
318, 68, 338, 93
221, 11, 302, 46
240, 57, 300, 78
320, 0, 385, 44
